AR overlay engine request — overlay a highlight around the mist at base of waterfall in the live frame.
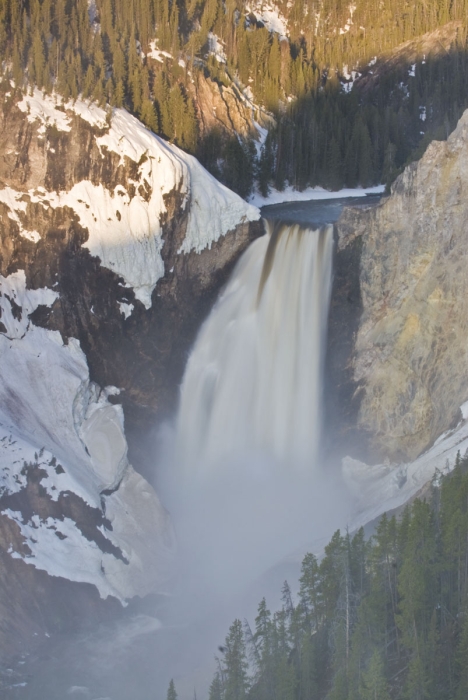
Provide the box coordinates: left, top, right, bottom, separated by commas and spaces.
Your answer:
153, 420, 352, 699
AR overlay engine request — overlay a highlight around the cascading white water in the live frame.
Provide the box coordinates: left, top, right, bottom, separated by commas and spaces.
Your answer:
175, 220, 334, 475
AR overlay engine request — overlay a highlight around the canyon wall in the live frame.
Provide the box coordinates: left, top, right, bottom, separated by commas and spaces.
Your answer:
0, 84, 262, 659
329, 109, 468, 463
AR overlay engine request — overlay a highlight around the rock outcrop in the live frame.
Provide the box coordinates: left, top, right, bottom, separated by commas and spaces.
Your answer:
188, 72, 273, 140
332, 108, 468, 463
0, 83, 262, 659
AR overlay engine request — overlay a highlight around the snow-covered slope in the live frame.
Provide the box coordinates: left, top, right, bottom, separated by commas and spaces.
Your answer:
13, 88, 259, 308
0, 267, 174, 600
345, 402, 468, 530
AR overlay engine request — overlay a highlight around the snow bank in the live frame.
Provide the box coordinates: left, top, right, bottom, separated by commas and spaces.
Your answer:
0, 271, 175, 599
176, 147, 260, 254
246, 1, 288, 40
0, 320, 121, 497
207, 33, 227, 63
146, 39, 172, 63
248, 184, 385, 208
344, 404, 468, 531
339, 3, 356, 35
0, 270, 58, 338
0, 186, 41, 242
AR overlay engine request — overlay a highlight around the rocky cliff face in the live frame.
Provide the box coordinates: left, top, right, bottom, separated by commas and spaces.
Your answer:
188, 72, 273, 140
331, 109, 468, 463
0, 83, 262, 659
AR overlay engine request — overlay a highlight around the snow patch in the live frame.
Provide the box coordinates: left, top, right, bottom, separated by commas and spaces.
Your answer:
0, 186, 42, 242
20, 229, 41, 242
398, 81, 409, 97
6, 508, 128, 600
88, 0, 98, 26
254, 120, 268, 159
17, 89, 71, 135
32, 179, 166, 309
146, 40, 172, 63
68, 99, 108, 129
17, 87, 109, 133
339, 3, 356, 35
0, 270, 58, 338
177, 149, 260, 254
248, 184, 385, 208
0, 429, 86, 501
341, 66, 360, 92
207, 33, 226, 63
246, 1, 288, 40
118, 301, 134, 319
344, 402, 468, 531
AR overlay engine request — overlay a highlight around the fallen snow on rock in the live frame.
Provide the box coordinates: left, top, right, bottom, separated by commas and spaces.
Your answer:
0, 271, 175, 599
118, 301, 134, 319
4, 461, 175, 600
0, 270, 58, 338
246, 1, 288, 39
18, 87, 108, 133
339, 3, 356, 35
9, 92, 260, 310
249, 184, 385, 207
17, 88, 72, 134
146, 39, 173, 63
177, 147, 260, 254
0, 428, 90, 502
207, 32, 227, 63
0, 186, 41, 242
344, 406, 468, 531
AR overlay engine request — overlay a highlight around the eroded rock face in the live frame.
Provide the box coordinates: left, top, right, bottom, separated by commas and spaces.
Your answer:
188, 72, 273, 140
334, 109, 468, 462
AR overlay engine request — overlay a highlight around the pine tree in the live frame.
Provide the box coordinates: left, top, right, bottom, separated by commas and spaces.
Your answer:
209, 671, 224, 700
140, 98, 159, 132
360, 650, 391, 700
166, 678, 178, 700
299, 552, 323, 632
222, 619, 249, 700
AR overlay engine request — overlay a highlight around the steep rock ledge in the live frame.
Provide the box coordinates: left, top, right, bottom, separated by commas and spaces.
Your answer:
333, 109, 468, 463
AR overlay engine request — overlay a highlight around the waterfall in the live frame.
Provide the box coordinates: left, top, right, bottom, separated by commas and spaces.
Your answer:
175, 220, 334, 476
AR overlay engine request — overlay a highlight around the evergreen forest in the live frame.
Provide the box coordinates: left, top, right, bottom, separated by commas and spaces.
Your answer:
2, 0, 468, 195
171, 451, 468, 700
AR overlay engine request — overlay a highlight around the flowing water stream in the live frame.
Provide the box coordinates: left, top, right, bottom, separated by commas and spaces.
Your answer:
175, 220, 333, 474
